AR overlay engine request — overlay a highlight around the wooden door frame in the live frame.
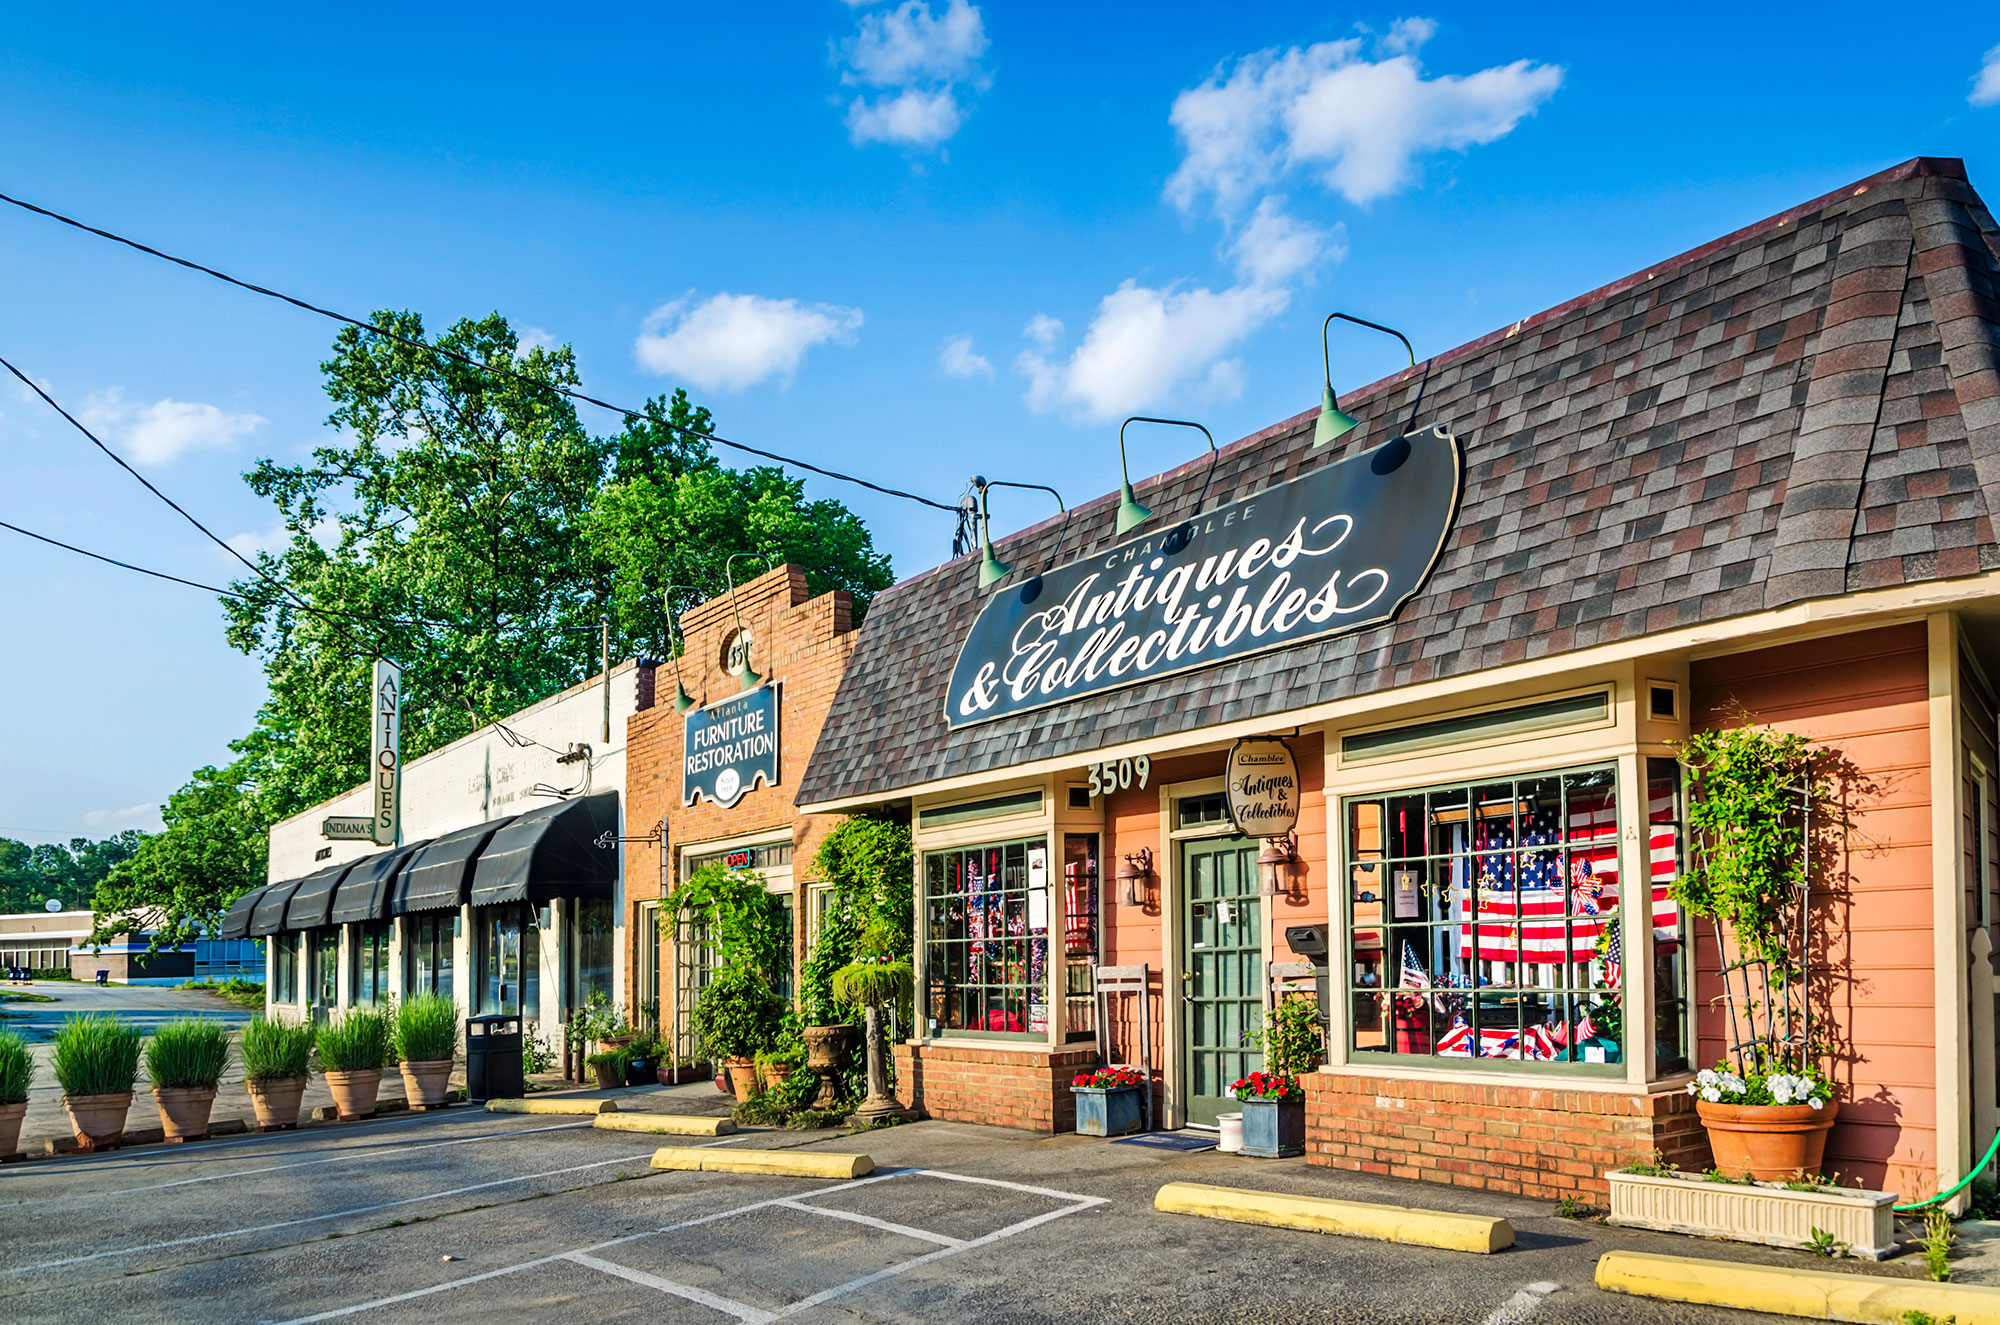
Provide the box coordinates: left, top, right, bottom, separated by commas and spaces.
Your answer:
1158, 774, 1256, 1130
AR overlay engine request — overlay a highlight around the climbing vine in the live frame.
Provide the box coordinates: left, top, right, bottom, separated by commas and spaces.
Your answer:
1674, 723, 1819, 975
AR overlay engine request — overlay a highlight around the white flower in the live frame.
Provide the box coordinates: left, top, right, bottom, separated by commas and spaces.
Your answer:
1701, 1087, 1721, 1102
1772, 1081, 1794, 1104
1686, 1082, 1698, 1096
1808, 1097, 1824, 1110
1697, 1069, 1718, 1086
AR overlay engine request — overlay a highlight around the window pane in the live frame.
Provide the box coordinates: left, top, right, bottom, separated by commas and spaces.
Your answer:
922, 836, 1047, 1038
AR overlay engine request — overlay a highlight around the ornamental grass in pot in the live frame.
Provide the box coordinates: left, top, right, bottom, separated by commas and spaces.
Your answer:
146, 1017, 231, 1142
53, 1012, 143, 1151
394, 994, 458, 1109
585, 1049, 623, 1090
242, 1015, 315, 1130
0, 1027, 32, 1157
316, 1009, 392, 1120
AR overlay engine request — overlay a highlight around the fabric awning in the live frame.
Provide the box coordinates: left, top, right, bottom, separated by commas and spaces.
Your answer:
469, 792, 620, 907
330, 840, 432, 926
394, 818, 514, 915
286, 862, 356, 931
217, 885, 267, 941
249, 879, 302, 937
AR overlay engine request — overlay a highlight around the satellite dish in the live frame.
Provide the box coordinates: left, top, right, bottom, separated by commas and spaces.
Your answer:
44, 898, 62, 913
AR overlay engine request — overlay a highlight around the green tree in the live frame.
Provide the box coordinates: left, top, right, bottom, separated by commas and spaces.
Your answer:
0, 832, 144, 913
91, 763, 267, 946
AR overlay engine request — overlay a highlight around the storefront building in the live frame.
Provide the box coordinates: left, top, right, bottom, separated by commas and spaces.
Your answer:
796, 158, 2000, 1200
623, 563, 860, 1070
229, 661, 643, 1048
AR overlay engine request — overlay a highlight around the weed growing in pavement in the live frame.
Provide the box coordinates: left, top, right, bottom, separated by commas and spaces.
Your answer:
521, 1031, 558, 1076
1901, 1310, 1956, 1324
1922, 1203, 1955, 1282
1618, 1152, 1679, 1178
1803, 1226, 1850, 1258
1555, 1194, 1584, 1219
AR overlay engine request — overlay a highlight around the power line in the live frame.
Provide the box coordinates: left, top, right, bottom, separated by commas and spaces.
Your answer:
0, 187, 960, 516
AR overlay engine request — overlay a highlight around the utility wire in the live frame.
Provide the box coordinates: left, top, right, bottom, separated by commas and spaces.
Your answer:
0, 188, 960, 515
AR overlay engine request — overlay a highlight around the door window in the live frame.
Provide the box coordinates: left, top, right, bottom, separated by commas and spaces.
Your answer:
1181, 837, 1260, 1125
478, 906, 540, 1020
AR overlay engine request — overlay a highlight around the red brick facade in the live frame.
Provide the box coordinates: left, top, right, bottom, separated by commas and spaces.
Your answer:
894, 1041, 1100, 1133
1303, 1072, 1705, 1200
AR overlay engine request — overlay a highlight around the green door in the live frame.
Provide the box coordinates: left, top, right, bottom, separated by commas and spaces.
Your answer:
1180, 837, 1261, 1126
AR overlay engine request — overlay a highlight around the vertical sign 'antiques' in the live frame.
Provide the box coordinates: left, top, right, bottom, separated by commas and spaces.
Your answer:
1226, 737, 1299, 837
683, 684, 781, 809
372, 658, 401, 846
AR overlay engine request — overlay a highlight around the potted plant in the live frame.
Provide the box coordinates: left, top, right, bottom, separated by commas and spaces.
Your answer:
316, 1009, 392, 1120
394, 994, 458, 1110
586, 1049, 624, 1090
621, 1031, 662, 1087
0, 1027, 32, 1156
1675, 723, 1840, 1177
146, 1017, 231, 1142
1071, 1066, 1146, 1137
242, 1014, 315, 1130
1230, 1071, 1305, 1158
567, 992, 632, 1057
53, 1012, 143, 1151
831, 919, 913, 1124
690, 964, 784, 1104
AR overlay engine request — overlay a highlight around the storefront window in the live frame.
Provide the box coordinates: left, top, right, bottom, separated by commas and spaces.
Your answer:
673, 914, 714, 1066
271, 931, 299, 1004
1345, 766, 1637, 1071
405, 914, 453, 1000
568, 898, 615, 1007
1649, 757, 1691, 1075
308, 929, 339, 1017
1062, 834, 1099, 1041
477, 906, 540, 1020
923, 837, 1050, 1038
350, 921, 391, 1006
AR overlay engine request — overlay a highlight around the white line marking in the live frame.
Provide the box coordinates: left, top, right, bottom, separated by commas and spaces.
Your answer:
0, 1150, 657, 1277
0, 1122, 591, 1209
1482, 1281, 1562, 1325
565, 1253, 776, 1323
778, 1199, 966, 1248
914, 1168, 1109, 1202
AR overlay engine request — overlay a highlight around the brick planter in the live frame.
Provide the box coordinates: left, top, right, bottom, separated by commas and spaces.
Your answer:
893, 1042, 1100, 1132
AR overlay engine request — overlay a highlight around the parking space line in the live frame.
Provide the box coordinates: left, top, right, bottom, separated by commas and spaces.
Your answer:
914, 1169, 1112, 1203
1482, 1281, 1563, 1325
777, 1198, 966, 1248
0, 1150, 657, 1277
565, 1252, 776, 1323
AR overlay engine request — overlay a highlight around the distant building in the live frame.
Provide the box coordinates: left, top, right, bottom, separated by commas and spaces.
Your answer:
0, 908, 262, 984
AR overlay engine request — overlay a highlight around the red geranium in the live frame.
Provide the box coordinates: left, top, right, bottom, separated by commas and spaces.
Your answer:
1229, 1071, 1299, 1101
1072, 1067, 1145, 1091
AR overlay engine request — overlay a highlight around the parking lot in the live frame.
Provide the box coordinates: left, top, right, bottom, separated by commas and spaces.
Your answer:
0, 1098, 1913, 1323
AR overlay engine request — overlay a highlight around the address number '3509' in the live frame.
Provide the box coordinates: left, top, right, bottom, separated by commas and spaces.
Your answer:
1087, 755, 1151, 798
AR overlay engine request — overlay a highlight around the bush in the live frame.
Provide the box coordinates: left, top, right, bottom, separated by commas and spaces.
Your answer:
241, 1015, 315, 1082
0, 1027, 32, 1104
585, 1049, 623, 1071
31, 968, 73, 981
565, 991, 631, 1048
395, 994, 460, 1063
52, 1013, 143, 1097
180, 977, 266, 1010
316, 1009, 393, 1072
690, 964, 784, 1062
145, 1017, 231, 1090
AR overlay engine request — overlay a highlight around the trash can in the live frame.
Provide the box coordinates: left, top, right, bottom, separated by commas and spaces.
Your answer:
466, 1014, 524, 1103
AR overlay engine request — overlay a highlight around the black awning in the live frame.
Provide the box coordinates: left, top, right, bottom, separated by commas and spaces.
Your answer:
249, 879, 302, 937
217, 885, 267, 941
330, 840, 431, 926
394, 818, 514, 915
285, 861, 356, 931
469, 792, 620, 907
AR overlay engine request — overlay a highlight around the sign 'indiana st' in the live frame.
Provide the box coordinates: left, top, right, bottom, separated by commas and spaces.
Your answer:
944, 426, 1462, 728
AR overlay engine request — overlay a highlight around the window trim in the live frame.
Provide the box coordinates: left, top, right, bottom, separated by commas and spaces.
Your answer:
920, 834, 1052, 1043
1338, 688, 1614, 765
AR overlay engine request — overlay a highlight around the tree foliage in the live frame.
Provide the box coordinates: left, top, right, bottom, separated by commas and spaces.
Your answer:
0, 832, 143, 914
801, 817, 913, 1025
665, 863, 791, 984
92, 764, 268, 947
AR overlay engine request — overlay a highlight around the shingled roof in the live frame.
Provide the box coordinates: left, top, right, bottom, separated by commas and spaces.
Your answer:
797, 158, 2000, 808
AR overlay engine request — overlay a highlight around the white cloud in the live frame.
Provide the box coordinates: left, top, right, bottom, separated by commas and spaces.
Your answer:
838, 0, 989, 149
939, 335, 994, 379
1016, 280, 1289, 421
227, 516, 339, 559
1230, 196, 1346, 285
1022, 314, 1063, 350
82, 803, 162, 832
633, 292, 863, 392
78, 388, 266, 465
1974, 43, 2000, 106
1166, 23, 1563, 211
514, 326, 559, 358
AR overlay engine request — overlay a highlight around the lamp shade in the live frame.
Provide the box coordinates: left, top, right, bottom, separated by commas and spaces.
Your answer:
1115, 481, 1153, 536
979, 542, 1011, 587
1313, 384, 1359, 447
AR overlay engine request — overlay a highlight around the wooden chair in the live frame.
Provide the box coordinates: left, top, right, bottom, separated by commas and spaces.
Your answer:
1092, 964, 1153, 1132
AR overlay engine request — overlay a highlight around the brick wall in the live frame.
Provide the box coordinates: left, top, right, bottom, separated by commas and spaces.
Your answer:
895, 1041, 1101, 1132
1304, 1071, 1704, 1200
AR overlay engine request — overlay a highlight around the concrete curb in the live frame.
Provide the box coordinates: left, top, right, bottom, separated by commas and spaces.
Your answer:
485, 1098, 618, 1116
650, 1146, 873, 1179
1596, 1249, 2000, 1323
1154, 1181, 1514, 1254
593, 1113, 736, 1137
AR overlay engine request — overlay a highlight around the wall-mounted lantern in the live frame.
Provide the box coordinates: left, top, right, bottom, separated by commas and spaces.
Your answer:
662, 584, 698, 712
1115, 846, 1155, 908
1257, 831, 1299, 899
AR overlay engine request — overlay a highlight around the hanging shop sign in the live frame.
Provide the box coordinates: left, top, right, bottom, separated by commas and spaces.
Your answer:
944, 427, 1462, 727
683, 684, 780, 809
1226, 737, 1300, 837
371, 657, 402, 846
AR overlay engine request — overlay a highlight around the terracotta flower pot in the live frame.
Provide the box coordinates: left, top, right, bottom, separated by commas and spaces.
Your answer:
153, 1086, 218, 1142
714, 1072, 731, 1093
324, 1068, 383, 1121
63, 1091, 133, 1151
760, 1062, 792, 1088
591, 1059, 621, 1089
247, 1075, 307, 1130
656, 1064, 676, 1087
0, 1100, 27, 1156
1697, 1099, 1840, 1180
725, 1057, 760, 1103
399, 1059, 454, 1110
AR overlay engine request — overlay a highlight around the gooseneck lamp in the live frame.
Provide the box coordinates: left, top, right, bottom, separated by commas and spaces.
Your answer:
1315, 313, 1416, 448
971, 477, 1067, 590
661, 584, 699, 712
1114, 416, 1217, 536
723, 551, 777, 691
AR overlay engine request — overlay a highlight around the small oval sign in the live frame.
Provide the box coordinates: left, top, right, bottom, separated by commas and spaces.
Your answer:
1227, 737, 1300, 838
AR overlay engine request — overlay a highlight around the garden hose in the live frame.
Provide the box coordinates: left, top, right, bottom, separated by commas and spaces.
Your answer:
1893, 1128, 2000, 1212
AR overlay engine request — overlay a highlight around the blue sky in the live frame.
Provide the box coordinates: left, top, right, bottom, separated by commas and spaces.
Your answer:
1, 3, 1995, 843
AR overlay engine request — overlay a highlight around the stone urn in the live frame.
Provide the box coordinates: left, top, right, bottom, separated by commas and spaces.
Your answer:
64, 1091, 134, 1151
802, 1024, 857, 1110
0, 1100, 25, 1157
154, 1086, 219, 1143
323, 1068, 383, 1121
399, 1060, 454, 1110
1697, 1099, 1840, 1180
724, 1057, 760, 1104
247, 1075, 307, 1130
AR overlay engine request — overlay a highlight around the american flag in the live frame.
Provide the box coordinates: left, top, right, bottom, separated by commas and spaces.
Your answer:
1400, 940, 1430, 990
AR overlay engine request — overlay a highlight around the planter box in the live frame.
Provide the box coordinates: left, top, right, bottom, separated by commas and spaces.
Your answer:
1239, 1097, 1305, 1159
1607, 1169, 1897, 1260
1073, 1086, 1144, 1137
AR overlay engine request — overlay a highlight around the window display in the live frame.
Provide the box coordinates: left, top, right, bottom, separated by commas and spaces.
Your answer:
350, 921, 390, 1006
1062, 834, 1099, 1041
923, 837, 1049, 1038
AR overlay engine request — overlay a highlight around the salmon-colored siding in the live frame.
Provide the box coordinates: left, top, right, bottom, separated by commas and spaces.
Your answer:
1691, 622, 1936, 1195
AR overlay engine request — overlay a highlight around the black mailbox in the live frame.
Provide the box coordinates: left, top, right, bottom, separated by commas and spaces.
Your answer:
1285, 925, 1334, 1045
